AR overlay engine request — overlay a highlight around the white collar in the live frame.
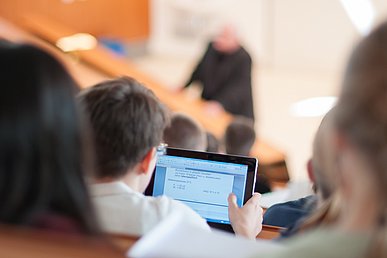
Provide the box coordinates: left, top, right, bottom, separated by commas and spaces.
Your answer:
89, 181, 136, 197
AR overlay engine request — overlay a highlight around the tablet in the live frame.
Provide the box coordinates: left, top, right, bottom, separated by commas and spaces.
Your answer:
145, 147, 258, 232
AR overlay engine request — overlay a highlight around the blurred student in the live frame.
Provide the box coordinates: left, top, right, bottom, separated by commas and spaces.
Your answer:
263, 109, 337, 235
183, 25, 254, 120
163, 112, 207, 151
224, 117, 271, 193
78, 77, 210, 236
0, 41, 99, 234
231, 20, 387, 258
224, 117, 256, 156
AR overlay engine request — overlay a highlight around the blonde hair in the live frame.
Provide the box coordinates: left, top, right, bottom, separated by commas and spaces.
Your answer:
298, 193, 341, 233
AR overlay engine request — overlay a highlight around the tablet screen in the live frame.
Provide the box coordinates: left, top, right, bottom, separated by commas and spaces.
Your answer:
147, 148, 257, 226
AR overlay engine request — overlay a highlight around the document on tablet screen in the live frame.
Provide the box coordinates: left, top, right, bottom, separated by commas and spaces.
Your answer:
152, 155, 248, 224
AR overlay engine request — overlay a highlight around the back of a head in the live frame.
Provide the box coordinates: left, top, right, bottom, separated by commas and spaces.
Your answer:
336, 22, 387, 204
0, 41, 97, 233
224, 117, 256, 156
163, 113, 207, 151
334, 21, 387, 257
312, 108, 337, 200
78, 77, 169, 179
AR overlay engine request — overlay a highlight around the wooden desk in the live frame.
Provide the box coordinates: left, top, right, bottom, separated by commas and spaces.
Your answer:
0, 225, 124, 258
18, 14, 287, 168
257, 225, 283, 240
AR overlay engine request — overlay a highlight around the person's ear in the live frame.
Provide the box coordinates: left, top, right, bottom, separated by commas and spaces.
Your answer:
333, 128, 347, 152
306, 158, 316, 184
332, 130, 352, 197
139, 147, 157, 175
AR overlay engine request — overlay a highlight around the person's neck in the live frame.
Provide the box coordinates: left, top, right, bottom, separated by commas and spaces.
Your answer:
338, 189, 380, 233
121, 171, 143, 192
94, 170, 142, 192
339, 207, 379, 234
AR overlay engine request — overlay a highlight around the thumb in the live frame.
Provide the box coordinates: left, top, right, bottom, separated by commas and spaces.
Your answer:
247, 193, 261, 206
228, 193, 238, 209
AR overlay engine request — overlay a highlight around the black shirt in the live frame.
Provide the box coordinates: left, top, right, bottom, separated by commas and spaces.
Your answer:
185, 42, 255, 120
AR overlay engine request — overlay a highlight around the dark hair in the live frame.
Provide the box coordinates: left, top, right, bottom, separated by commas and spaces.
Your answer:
206, 132, 220, 153
224, 117, 256, 156
335, 22, 387, 257
0, 41, 98, 234
163, 113, 206, 151
78, 76, 170, 179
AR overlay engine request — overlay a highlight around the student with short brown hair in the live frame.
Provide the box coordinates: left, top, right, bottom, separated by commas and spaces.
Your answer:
78, 77, 209, 236
163, 112, 207, 151
224, 117, 256, 156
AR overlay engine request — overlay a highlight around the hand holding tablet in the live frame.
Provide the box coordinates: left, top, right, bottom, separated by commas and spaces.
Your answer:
228, 193, 263, 239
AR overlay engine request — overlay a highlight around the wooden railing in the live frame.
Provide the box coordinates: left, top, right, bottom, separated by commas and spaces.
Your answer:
0, 224, 123, 258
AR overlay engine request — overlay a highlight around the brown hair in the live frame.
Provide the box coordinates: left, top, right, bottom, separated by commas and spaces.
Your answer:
78, 76, 170, 179
163, 113, 207, 151
334, 21, 387, 257
224, 116, 256, 156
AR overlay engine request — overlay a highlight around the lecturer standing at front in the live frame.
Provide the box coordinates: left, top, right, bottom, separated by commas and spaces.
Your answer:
184, 25, 255, 120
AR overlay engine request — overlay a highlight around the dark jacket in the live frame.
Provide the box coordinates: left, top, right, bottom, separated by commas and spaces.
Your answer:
185, 42, 254, 120
263, 195, 317, 239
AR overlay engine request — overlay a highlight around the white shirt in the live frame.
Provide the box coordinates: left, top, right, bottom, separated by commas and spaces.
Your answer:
90, 181, 209, 236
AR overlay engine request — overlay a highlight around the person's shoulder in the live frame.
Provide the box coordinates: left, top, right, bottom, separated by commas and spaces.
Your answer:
237, 46, 252, 62
268, 195, 316, 211
150, 195, 195, 214
258, 229, 371, 258
150, 196, 210, 230
206, 41, 216, 53
264, 200, 303, 214
263, 196, 316, 228
285, 230, 370, 258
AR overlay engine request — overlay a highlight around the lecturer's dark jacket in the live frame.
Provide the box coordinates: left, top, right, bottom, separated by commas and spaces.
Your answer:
185, 42, 255, 120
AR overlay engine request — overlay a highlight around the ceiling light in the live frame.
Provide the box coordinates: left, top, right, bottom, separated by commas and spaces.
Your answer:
56, 33, 97, 52
290, 96, 337, 118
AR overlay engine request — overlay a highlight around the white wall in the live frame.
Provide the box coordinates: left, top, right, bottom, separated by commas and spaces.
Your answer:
149, 0, 265, 60
269, 0, 358, 73
145, 0, 387, 181
150, 0, 387, 71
